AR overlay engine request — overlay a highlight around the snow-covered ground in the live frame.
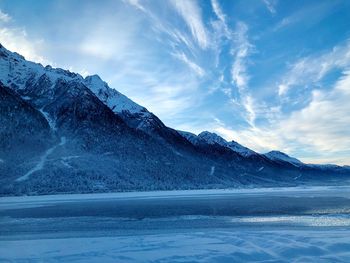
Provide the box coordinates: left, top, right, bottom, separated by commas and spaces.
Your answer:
1, 230, 350, 262
1, 186, 350, 262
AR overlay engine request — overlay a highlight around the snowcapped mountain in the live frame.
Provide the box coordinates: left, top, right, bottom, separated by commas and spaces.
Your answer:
84, 75, 146, 115
83, 75, 190, 146
0, 43, 188, 145
0, 43, 349, 196
264, 151, 303, 166
179, 130, 257, 157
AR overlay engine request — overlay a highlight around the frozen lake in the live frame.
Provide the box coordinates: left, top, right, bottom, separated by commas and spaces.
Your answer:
1, 186, 350, 262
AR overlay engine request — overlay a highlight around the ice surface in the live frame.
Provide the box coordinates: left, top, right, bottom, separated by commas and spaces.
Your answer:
1, 186, 350, 262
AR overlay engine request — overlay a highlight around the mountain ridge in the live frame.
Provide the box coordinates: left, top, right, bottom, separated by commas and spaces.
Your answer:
0, 43, 349, 196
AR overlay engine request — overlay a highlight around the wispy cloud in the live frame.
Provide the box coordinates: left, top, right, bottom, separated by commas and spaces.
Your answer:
230, 22, 258, 127
209, 1, 259, 129
122, 0, 146, 12
215, 69, 350, 165
2, 0, 348, 165
108, 65, 201, 122
170, 0, 209, 49
0, 26, 48, 65
278, 72, 350, 154
278, 40, 350, 96
207, 36, 350, 165
262, 0, 277, 14
231, 23, 251, 92
0, 9, 11, 23
172, 51, 205, 77
273, 1, 340, 31
211, 0, 226, 25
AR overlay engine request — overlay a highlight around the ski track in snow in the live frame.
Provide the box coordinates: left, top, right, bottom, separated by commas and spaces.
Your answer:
16, 137, 66, 182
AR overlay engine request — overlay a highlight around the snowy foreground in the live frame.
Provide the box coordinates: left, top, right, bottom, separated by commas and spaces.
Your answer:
1, 186, 350, 262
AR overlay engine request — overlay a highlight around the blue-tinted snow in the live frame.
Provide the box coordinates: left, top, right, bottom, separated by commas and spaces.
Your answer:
0, 186, 350, 262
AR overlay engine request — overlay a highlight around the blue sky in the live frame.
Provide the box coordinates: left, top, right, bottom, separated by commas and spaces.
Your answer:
0, 0, 350, 165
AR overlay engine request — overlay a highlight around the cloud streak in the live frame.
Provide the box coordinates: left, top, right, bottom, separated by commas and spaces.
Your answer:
172, 51, 205, 77
278, 40, 350, 96
170, 0, 209, 49
0, 9, 11, 23
262, 0, 277, 14
0, 26, 48, 65
1, 0, 349, 165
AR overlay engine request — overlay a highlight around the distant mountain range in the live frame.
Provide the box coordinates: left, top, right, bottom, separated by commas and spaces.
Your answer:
0, 43, 349, 196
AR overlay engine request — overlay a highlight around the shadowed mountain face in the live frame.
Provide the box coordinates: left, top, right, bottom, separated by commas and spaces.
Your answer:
0, 43, 349, 196
0, 83, 51, 158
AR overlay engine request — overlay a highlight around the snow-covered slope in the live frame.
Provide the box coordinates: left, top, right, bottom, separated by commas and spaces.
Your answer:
1, 42, 350, 196
264, 151, 303, 166
0, 45, 80, 92
0, 44, 156, 132
177, 131, 199, 145
83, 74, 174, 138
179, 130, 257, 157
198, 131, 228, 146
83, 75, 150, 117
0, 43, 187, 145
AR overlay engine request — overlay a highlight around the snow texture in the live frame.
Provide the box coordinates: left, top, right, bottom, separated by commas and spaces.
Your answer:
16, 137, 66, 182
179, 130, 257, 157
1, 230, 350, 263
264, 150, 303, 166
1, 186, 350, 262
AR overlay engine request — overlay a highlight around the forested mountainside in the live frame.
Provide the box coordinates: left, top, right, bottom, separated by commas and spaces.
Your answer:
0, 43, 349, 196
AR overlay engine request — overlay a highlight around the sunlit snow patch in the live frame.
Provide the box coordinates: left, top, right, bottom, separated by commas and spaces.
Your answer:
231, 215, 350, 227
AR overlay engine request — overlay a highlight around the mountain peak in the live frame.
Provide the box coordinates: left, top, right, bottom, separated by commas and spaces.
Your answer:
264, 150, 302, 165
83, 74, 147, 115
184, 131, 257, 157
198, 131, 227, 145
85, 74, 103, 83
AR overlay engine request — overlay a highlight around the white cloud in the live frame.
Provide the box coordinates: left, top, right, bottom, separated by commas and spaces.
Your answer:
231, 22, 251, 90
213, 71, 350, 165
211, 0, 226, 24
273, 1, 339, 31
215, 126, 282, 151
242, 96, 257, 127
79, 14, 140, 61
278, 40, 350, 96
278, 72, 350, 153
0, 9, 49, 65
170, 0, 209, 49
204, 39, 350, 165
172, 51, 205, 77
278, 84, 288, 96
123, 0, 198, 60
123, 0, 146, 12
0, 27, 48, 65
79, 69, 90, 78
230, 22, 258, 127
0, 10, 11, 23
109, 69, 201, 122
262, 0, 277, 14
